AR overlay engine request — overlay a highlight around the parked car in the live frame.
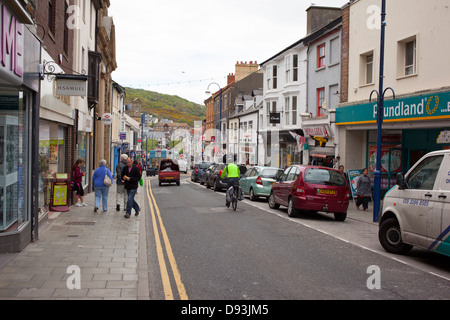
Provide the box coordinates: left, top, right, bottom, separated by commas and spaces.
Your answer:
199, 163, 215, 186
205, 163, 227, 191
379, 150, 450, 257
191, 162, 214, 182
159, 159, 180, 186
268, 165, 350, 221
206, 164, 248, 191
178, 159, 188, 174
240, 166, 284, 201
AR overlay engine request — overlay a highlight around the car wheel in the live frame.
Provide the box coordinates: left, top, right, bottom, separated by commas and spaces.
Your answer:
214, 179, 219, 191
287, 197, 298, 217
334, 212, 347, 221
268, 193, 280, 209
378, 217, 413, 254
177, 181, 180, 186
249, 188, 257, 201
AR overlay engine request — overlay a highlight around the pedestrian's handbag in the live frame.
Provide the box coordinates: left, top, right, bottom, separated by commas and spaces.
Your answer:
104, 172, 112, 187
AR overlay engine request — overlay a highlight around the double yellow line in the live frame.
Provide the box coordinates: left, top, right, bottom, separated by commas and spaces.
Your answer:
145, 179, 188, 300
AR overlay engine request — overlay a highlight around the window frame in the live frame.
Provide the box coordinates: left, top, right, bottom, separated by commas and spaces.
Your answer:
317, 43, 326, 68
317, 88, 325, 117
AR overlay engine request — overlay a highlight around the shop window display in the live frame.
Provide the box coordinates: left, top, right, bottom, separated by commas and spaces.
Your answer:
0, 90, 29, 232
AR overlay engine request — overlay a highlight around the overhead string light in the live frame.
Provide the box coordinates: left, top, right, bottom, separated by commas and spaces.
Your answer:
124, 75, 227, 89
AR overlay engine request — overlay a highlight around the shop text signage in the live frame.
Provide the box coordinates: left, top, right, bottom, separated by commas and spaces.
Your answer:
270, 113, 280, 124
56, 78, 87, 96
303, 125, 331, 138
0, 4, 24, 83
336, 91, 450, 125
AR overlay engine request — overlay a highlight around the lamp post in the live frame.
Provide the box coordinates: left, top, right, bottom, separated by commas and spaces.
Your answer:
206, 82, 223, 158
370, 0, 395, 223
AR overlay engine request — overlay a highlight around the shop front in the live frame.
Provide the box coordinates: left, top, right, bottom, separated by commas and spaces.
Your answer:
302, 121, 336, 167
337, 89, 450, 193
0, 4, 41, 252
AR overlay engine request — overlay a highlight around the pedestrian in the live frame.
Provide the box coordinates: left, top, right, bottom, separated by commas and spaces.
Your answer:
356, 168, 372, 211
116, 154, 128, 211
72, 159, 87, 207
338, 165, 349, 183
121, 158, 141, 218
92, 159, 113, 212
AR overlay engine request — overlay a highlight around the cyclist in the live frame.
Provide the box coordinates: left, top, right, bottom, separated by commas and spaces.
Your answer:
220, 161, 241, 207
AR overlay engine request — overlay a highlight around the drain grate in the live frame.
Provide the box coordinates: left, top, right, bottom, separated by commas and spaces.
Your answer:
66, 221, 96, 226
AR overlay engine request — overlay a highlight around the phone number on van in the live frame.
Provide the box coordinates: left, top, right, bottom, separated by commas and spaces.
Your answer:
402, 198, 429, 206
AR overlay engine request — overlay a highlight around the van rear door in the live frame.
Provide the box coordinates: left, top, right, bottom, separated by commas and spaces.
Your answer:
428, 153, 450, 256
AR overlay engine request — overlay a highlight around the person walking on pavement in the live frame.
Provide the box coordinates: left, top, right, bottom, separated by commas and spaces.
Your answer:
92, 159, 113, 212
72, 159, 87, 207
356, 168, 372, 211
116, 154, 128, 211
121, 158, 141, 218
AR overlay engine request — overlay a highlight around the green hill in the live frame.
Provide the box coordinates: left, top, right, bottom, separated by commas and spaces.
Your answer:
124, 87, 206, 127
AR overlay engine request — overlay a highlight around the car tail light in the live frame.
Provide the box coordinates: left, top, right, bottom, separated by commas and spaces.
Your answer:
219, 170, 223, 176
345, 191, 350, 198
256, 176, 263, 185
295, 186, 305, 195
196, 167, 199, 174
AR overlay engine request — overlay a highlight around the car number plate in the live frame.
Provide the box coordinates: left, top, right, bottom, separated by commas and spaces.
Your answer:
317, 189, 336, 195
165, 177, 174, 179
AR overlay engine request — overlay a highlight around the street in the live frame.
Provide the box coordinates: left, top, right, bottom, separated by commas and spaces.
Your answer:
144, 174, 450, 300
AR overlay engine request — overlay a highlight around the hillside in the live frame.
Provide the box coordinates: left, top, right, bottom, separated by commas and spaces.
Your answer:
124, 87, 206, 126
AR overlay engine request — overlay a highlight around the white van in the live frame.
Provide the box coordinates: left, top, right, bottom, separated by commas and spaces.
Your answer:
379, 150, 450, 257
178, 160, 188, 174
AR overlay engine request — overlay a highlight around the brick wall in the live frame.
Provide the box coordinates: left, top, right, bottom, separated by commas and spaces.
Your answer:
34, 0, 74, 73
340, 4, 350, 104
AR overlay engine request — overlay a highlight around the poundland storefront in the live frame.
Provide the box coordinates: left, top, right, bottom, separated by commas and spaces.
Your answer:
336, 89, 450, 193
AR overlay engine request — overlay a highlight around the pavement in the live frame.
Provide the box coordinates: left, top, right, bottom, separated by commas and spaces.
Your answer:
0, 175, 378, 300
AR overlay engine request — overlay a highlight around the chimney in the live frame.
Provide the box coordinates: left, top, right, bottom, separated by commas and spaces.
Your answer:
235, 60, 259, 82
306, 6, 342, 34
227, 73, 235, 85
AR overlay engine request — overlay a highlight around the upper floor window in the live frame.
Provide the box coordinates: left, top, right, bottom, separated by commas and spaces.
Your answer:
397, 36, 417, 77
48, 0, 56, 35
360, 51, 374, 85
404, 39, 416, 75
272, 66, 278, 89
293, 54, 298, 82
317, 44, 326, 68
317, 88, 325, 117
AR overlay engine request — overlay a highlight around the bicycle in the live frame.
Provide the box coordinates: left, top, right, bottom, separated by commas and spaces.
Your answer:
226, 179, 241, 211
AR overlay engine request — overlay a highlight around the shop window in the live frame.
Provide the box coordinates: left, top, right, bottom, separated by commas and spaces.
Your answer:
0, 90, 30, 232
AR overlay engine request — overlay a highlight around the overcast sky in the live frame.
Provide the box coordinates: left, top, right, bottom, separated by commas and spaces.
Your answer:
109, 0, 349, 105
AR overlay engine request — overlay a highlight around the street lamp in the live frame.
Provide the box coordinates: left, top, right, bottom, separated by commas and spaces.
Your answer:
370, 0, 395, 223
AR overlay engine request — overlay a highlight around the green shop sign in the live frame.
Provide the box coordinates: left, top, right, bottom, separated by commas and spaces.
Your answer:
336, 91, 450, 125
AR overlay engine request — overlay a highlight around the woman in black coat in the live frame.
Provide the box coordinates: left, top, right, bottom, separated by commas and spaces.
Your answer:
121, 158, 142, 218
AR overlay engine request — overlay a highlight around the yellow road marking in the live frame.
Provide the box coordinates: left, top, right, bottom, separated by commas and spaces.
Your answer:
146, 180, 188, 300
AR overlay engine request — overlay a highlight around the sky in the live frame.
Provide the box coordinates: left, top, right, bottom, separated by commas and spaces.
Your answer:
108, 0, 349, 105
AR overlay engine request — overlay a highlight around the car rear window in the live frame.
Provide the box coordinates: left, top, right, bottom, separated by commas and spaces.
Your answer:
160, 161, 179, 171
199, 163, 211, 169
304, 168, 346, 187
261, 168, 283, 178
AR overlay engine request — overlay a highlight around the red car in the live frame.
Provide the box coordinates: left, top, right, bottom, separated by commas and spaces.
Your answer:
158, 159, 180, 186
268, 165, 350, 221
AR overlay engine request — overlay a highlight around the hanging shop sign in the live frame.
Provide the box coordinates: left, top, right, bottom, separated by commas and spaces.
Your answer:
0, 4, 24, 85
303, 124, 332, 138
336, 90, 450, 125
55, 75, 88, 96
101, 113, 113, 125
270, 113, 281, 124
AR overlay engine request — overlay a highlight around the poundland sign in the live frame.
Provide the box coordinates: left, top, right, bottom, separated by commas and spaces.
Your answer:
0, 4, 24, 85
336, 91, 450, 125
